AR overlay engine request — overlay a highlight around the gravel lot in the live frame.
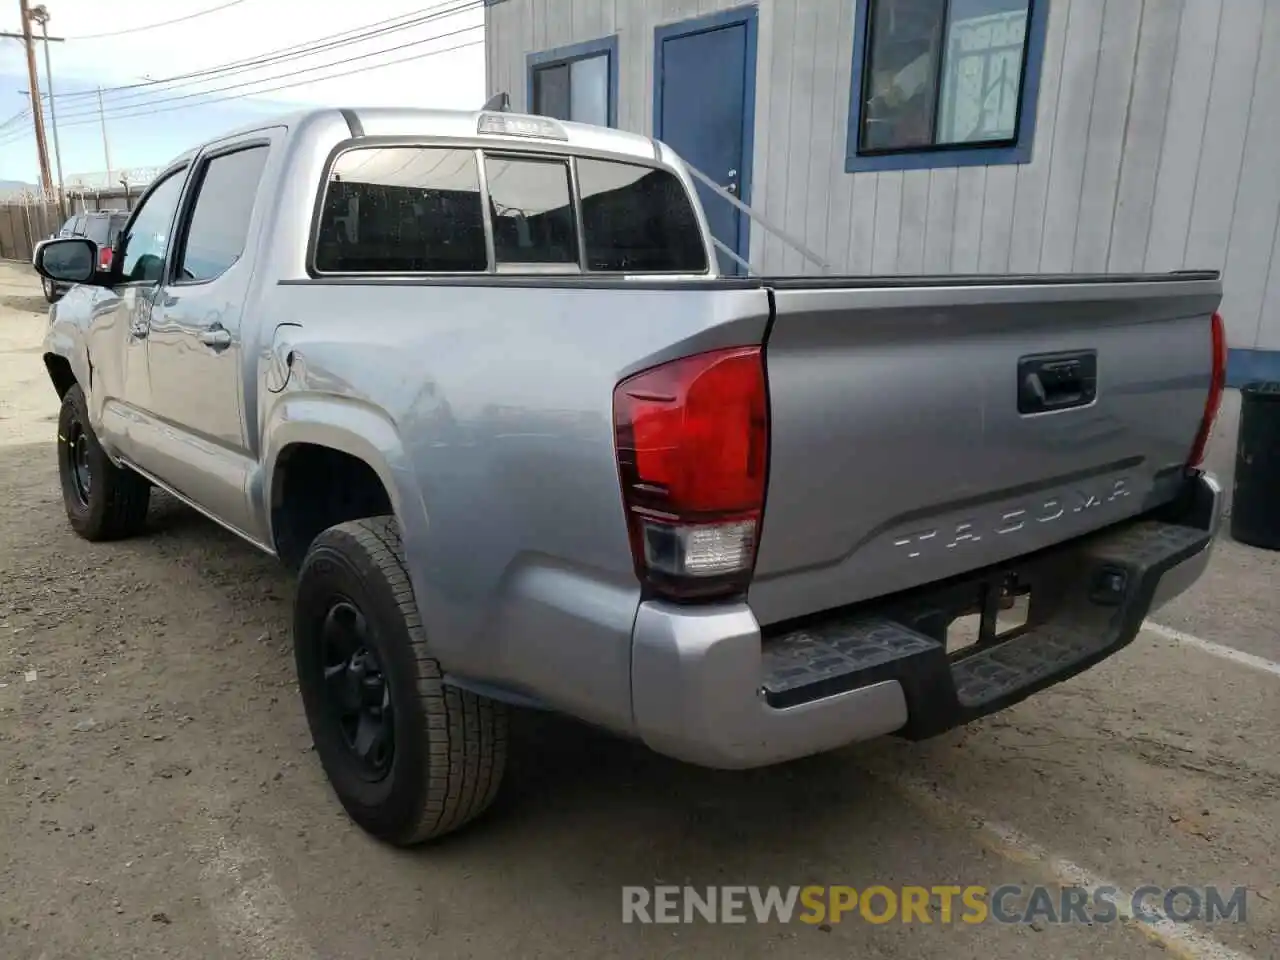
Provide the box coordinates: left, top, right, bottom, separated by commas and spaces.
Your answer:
1, 261, 1277, 960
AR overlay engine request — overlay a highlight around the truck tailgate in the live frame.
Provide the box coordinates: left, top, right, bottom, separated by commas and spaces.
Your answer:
749, 273, 1223, 627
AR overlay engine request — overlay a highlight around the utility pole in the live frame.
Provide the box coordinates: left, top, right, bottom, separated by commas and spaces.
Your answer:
16, 0, 53, 195
96, 86, 112, 185
28, 4, 63, 210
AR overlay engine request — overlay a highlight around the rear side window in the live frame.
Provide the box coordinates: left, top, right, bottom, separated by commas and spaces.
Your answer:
484, 155, 577, 266
577, 159, 707, 273
315, 147, 487, 274
84, 217, 113, 244
177, 145, 270, 283
108, 215, 129, 244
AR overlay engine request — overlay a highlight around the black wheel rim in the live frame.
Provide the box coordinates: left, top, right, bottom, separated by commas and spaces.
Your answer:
319, 598, 394, 782
65, 419, 91, 507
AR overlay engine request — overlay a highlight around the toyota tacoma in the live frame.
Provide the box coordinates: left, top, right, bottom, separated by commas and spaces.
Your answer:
33, 106, 1227, 846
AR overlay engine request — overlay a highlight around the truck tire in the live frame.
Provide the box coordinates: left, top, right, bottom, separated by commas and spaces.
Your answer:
57, 384, 151, 541
294, 516, 508, 845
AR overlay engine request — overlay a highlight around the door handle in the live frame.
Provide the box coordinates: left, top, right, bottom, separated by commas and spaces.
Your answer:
199, 327, 232, 349
1017, 351, 1097, 414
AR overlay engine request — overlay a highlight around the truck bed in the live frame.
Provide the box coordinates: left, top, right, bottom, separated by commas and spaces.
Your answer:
748, 270, 1223, 627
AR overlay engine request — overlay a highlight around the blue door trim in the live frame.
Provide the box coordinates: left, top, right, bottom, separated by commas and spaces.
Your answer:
527, 35, 620, 127
653, 4, 758, 263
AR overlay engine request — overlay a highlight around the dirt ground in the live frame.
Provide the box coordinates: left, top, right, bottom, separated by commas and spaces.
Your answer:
1, 260, 1277, 960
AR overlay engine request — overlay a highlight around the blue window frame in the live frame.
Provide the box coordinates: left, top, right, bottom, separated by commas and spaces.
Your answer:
845, 0, 1050, 173
527, 36, 619, 129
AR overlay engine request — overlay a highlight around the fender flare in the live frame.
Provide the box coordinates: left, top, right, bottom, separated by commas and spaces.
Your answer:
259, 395, 427, 553
43, 331, 90, 397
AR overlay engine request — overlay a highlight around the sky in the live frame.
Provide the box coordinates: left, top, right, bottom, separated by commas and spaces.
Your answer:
0, 0, 486, 186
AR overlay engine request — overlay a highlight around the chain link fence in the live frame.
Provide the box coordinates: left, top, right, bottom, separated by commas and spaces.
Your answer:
63, 167, 163, 192
0, 168, 159, 263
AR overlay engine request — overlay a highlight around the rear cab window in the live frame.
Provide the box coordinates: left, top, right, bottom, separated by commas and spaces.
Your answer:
83, 216, 115, 245
485, 155, 578, 269
576, 158, 708, 272
316, 147, 487, 274
313, 143, 707, 276
77, 214, 129, 246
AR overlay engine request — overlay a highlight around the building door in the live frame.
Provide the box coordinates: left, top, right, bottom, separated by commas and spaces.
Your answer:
654, 7, 757, 274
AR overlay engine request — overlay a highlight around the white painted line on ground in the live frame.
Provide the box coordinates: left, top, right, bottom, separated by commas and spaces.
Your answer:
1144, 621, 1280, 679
882, 772, 1257, 960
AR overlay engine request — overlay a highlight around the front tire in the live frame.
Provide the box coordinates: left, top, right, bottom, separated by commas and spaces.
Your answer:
57, 385, 150, 541
42, 277, 60, 303
294, 517, 508, 846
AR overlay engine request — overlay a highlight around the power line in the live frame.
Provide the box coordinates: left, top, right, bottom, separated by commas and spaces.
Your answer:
1, 3, 484, 148
0, 32, 484, 147
0, 107, 30, 134
90, 35, 485, 125
38, 21, 483, 126
63, 0, 249, 41
48, 0, 482, 102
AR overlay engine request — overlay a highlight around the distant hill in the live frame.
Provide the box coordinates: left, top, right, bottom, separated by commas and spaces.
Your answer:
0, 179, 35, 199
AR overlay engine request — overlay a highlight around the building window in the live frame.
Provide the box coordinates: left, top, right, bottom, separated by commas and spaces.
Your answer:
846, 0, 1049, 172
527, 36, 618, 128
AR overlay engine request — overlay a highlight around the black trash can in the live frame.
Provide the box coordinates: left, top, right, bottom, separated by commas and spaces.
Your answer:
1230, 381, 1280, 550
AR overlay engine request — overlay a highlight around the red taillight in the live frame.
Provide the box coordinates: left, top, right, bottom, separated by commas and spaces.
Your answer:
613, 346, 768, 600
98, 246, 112, 269
1187, 310, 1227, 468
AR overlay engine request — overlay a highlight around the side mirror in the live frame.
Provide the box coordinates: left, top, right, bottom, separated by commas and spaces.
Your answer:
33, 237, 98, 285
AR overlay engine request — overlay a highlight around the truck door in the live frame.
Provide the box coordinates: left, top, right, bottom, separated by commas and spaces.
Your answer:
140, 135, 272, 542
88, 167, 188, 465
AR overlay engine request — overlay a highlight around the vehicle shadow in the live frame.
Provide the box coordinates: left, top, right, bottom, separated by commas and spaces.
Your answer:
99, 481, 923, 872
105, 479, 925, 830
1, 450, 983, 951
0, 293, 48, 315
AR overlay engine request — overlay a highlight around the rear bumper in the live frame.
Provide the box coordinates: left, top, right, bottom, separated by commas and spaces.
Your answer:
630, 471, 1221, 769
1148, 472, 1222, 611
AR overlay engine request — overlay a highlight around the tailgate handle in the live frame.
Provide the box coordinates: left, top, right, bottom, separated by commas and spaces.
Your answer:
1018, 351, 1097, 415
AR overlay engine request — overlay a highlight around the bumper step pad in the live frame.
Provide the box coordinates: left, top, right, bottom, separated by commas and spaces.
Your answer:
759, 520, 1211, 739
761, 618, 943, 709
951, 623, 1103, 707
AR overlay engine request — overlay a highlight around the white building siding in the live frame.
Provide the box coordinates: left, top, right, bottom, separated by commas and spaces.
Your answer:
486, 0, 1280, 359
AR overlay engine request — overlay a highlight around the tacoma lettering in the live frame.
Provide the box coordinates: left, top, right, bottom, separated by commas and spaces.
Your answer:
894, 479, 1132, 559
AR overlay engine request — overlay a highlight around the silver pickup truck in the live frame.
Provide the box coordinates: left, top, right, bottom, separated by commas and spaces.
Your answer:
33, 107, 1227, 847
